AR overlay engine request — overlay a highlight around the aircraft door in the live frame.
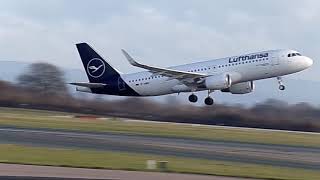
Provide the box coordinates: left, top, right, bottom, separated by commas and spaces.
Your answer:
271, 56, 279, 66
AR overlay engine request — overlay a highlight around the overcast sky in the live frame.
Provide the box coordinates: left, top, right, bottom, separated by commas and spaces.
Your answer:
0, 0, 318, 81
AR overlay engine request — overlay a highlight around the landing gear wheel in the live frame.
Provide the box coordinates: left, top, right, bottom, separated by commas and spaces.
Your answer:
204, 97, 214, 105
277, 77, 285, 91
279, 85, 285, 91
188, 94, 198, 103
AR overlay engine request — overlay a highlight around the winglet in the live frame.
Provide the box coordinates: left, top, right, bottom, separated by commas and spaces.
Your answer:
121, 49, 140, 66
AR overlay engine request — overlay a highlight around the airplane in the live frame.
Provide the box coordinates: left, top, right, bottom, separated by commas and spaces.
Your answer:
70, 43, 313, 105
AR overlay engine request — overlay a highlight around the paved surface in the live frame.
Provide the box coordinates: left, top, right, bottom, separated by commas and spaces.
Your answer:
0, 163, 250, 180
0, 127, 320, 170
0, 177, 111, 180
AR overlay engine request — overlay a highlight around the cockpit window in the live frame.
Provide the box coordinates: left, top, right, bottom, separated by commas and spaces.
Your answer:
288, 53, 302, 57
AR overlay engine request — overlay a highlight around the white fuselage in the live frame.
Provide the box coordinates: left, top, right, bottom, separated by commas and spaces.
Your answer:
121, 49, 313, 96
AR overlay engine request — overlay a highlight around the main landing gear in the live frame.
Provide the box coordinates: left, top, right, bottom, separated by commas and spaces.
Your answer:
188, 94, 198, 103
204, 96, 214, 105
204, 90, 214, 105
277, 77, 286, 91
188, 90, 214, 105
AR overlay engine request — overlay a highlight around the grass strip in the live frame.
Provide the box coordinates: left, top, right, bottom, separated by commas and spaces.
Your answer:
0, 144, 319, 180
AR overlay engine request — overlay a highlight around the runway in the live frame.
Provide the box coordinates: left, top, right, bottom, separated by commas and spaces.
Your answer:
0, 163, 247, 180
0, 127, 320, 170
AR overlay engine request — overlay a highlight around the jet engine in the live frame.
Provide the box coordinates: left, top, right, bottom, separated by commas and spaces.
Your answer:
205, 74, 232, 90
221, 81, 254, 94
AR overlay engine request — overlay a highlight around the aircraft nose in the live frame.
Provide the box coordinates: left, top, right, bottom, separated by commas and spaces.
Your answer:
305, 57, 313, 67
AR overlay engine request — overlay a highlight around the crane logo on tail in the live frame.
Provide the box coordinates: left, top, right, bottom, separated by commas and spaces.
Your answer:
87, 58, 106, 78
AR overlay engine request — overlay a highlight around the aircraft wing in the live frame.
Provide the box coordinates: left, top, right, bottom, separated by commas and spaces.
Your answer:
69, 82, 107, 88
121, 49, 207, 83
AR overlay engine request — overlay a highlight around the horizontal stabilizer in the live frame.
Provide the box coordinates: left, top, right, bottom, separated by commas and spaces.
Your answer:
69, 82, 107, 88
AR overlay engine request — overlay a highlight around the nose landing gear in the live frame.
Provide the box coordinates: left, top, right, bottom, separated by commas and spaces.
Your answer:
279, 85, 285, 91
277, 77, 286, 91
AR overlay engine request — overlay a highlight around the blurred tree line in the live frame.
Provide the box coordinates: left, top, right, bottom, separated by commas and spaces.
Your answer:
17, 63, 67, 96
0, 62, 317, 132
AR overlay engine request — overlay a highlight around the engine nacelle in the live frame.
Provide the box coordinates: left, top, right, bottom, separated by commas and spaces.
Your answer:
222, 81, 254, 94
205, 74, 232, 90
